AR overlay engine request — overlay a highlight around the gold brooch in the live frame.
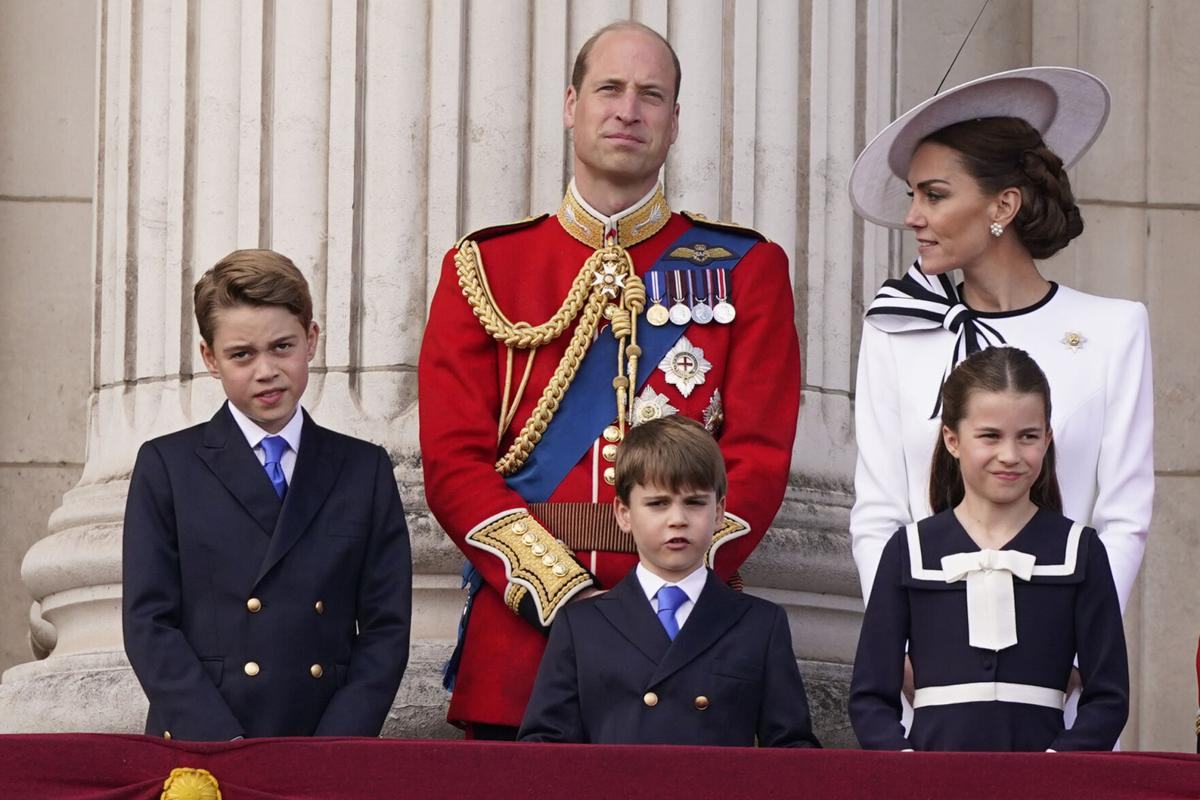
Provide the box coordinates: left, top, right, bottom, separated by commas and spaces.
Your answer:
162, 767, 221, 800
1061, 331, 1087, 352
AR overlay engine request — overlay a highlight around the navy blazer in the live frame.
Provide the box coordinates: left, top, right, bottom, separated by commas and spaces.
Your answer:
518, 568, 820, 747
122, 404, 412, 740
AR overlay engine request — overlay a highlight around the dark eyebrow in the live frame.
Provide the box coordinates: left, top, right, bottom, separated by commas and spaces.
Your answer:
914, 179, 951, 190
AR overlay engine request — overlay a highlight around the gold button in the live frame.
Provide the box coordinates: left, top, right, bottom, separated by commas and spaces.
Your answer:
163, 730, 172, 740
694, 695, 710, 711
552, 563, 568, 577
603, 425, 621, 443
521, 532, 537, 546
246, 597, 262, 613
541, 553, 558, 567
601, 443, 618, 462
643, 691, 658, 707
310, 664, 324, 679
512, 520, 527, 534
244, 661, 260, 677
603, 466, 616, 485
314, 601, 324, 614
531, 542, 547, 556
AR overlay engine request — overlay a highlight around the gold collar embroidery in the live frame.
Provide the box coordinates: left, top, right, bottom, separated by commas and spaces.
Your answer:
557, 182, 672, 249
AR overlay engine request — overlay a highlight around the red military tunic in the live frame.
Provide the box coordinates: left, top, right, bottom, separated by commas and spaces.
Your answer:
418, 183, 801, 728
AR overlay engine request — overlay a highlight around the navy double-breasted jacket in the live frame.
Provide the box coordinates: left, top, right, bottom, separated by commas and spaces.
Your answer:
122, 404, 412, 740
518, 568, 820, 747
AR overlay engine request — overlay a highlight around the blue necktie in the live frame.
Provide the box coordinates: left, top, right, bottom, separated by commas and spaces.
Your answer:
656, 585, 688, 641
260, 435, 289, 500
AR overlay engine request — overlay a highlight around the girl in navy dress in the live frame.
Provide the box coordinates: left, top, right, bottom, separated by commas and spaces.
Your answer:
849, 346, 1128, 751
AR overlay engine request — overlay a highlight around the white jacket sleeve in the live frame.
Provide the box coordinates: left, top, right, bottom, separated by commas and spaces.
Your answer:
851, 322, 915, 604
1091, 301, 1154, 613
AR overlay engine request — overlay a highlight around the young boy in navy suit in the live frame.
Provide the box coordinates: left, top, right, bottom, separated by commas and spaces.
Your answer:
122, 249, 411, 741
518, 416, 819, 747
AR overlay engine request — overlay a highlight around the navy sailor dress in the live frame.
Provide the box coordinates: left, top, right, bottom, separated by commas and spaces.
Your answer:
849, 507, 1129, 751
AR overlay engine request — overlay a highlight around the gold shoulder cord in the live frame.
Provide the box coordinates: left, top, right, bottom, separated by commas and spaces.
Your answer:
455, 240, 645, 476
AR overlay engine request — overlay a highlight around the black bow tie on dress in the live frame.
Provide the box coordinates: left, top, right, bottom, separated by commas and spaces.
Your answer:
865, 261, 1007, 419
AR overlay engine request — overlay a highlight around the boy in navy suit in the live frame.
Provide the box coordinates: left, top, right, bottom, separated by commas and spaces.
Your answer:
122, 249, 411, 741
518, 416, 819, 747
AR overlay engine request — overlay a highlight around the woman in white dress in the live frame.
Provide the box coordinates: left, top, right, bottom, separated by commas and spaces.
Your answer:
848, 67, 1153, 627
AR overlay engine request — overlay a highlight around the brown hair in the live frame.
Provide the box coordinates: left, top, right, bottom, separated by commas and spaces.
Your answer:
929, 346, 1062, 513
923, 116, 1083, 259
571, 21, 682, 102
615, 416, 726, 503
193, 249, 313, 346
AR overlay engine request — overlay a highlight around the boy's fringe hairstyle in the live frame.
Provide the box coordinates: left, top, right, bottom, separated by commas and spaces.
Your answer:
194, 249, 313, 346
614, 416, 726, 503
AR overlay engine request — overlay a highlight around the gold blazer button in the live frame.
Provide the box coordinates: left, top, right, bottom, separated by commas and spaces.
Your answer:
163, 730, 172, 740
643, 691, 658, 707
310, 664, 324, 679
694, 695, 710, 710
314, 600, 325, 614
246, 597, 262, 613
244, 661, 260, 677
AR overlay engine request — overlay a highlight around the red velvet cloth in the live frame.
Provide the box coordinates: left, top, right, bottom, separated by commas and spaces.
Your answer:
1, 735, 1198, 799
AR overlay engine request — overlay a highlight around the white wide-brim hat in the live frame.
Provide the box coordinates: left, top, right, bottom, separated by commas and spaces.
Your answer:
848, 66, 1110, 229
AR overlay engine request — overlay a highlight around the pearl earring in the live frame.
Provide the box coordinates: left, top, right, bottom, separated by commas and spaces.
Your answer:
989, 222, 1004, 237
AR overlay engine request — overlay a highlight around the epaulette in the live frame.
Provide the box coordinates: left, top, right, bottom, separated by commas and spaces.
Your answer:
681, 210, 769, 243
455, 214, 549, 250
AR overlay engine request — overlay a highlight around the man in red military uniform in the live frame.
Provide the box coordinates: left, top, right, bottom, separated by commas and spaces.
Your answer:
418, 20, 801, 738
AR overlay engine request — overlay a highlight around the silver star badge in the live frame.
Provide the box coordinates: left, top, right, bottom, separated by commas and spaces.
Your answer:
702, 388, 724, 434
632, 386, 679, 425
1061, 330, 1087, 352
591, 259, 626, 298
658, 336, 712, 398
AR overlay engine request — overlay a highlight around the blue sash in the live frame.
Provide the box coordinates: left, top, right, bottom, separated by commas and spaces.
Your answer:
504, 226, 757, 502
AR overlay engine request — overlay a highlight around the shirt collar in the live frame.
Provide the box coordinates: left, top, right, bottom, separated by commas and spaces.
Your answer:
226, 401, 304, 454
556, 179, 671, 249
636, 562, 709, 606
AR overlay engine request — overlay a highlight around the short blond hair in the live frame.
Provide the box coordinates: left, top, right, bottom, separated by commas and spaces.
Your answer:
614, 416, 726, 503
194, 249, 313, 346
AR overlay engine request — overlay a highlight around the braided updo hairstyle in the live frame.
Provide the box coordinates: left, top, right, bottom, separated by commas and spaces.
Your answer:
923, 117, 1084, 259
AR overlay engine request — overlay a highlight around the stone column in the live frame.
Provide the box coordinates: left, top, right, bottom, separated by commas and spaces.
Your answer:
0, 0, 868, 744
1030, 0, 1200, 753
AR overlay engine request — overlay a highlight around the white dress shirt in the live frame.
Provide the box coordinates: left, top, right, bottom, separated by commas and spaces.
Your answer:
635, 562, 709, 632
226, 402, 304, 484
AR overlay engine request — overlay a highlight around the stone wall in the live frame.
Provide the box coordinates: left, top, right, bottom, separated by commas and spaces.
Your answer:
0, 0, 1196, 751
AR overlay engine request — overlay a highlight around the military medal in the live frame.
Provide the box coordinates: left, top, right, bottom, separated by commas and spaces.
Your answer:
713, 268, 736, 324
646, 271, 670, 326
658, 335, 712, 398
668, 270, 692, 326
632, 386, 679, 425
691, 269, 714, 324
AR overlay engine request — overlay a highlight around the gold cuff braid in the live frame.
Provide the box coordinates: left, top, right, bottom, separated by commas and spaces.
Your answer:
705, 514, 751, 566
466, 511, 592, 626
